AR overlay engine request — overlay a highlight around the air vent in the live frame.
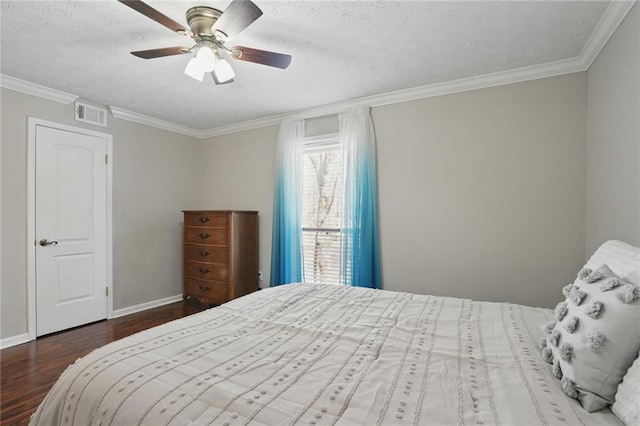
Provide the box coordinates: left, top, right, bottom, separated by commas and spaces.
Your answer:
75, 101, 107, 127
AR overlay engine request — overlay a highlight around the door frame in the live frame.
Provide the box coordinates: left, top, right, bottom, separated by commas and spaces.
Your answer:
26, 117, 114, 341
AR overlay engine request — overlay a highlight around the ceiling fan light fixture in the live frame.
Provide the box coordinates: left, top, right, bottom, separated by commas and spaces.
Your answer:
213, 59, 235, 83
184, 57, 206, 81
120, 0, 291, 83
185, 42, 218, 81
195, 44, 217, 72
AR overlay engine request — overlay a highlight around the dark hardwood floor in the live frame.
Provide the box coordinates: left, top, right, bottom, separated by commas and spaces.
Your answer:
0, 301, 206, 425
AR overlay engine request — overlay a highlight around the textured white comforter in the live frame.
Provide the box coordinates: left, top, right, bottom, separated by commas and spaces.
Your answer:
30, 284, 621, 425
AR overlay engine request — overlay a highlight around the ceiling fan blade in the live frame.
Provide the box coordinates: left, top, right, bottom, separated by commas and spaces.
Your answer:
118, 0, 189, 34
231, 46, 292, 69
213, 0, 263, 41
131, 46, 189, 59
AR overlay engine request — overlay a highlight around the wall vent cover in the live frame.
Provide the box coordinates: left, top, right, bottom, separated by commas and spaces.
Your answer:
75, 101, 107, 127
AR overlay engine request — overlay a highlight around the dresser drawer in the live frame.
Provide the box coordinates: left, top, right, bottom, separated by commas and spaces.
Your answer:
184, 260, 228, 281
185, 278, 228, 305
184, 212, 228, 228
184, 244, 228, 264
184, 228, 228, 245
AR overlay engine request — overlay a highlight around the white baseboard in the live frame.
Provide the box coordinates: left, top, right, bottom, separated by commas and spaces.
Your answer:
0, 295, 183, 349
0, 333, 30, 350
112, 294, 183, 319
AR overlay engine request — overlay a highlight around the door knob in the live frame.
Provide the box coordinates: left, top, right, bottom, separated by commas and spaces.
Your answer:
39, 239, 58, 246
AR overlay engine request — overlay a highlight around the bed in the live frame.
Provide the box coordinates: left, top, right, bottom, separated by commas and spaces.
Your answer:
30, 241, 640, 426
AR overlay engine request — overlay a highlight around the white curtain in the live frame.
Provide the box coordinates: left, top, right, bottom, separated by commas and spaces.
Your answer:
339, 106, 381, 288
270, 119, 306, 285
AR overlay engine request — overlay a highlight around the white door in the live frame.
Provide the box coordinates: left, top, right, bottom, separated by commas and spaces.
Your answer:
35, 124, 109, 336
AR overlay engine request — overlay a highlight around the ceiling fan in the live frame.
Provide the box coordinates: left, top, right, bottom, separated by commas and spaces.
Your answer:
118, 0, 292, 84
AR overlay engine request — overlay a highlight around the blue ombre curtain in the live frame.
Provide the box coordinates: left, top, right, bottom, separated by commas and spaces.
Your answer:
270, 119, 305, 286
339, 106, 382, 289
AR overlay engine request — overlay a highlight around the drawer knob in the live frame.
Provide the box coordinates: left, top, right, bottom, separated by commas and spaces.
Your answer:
199, 267, 210, 274
199, 233, 210, 239
198, 285, 211, 291
198, 217, 211, 223
198, 251, 210, 257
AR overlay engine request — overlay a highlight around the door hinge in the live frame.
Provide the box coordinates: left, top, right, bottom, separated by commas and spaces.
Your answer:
106, 286, 109, 297
105, 154, 108, 164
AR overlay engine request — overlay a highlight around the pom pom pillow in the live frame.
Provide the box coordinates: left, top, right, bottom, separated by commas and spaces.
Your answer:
541, 264, 640, 412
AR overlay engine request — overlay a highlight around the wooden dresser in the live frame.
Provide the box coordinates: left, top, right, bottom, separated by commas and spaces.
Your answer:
182, 210, 258, 305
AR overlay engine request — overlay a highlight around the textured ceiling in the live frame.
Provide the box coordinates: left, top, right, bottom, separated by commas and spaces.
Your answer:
1, 1, 611, 131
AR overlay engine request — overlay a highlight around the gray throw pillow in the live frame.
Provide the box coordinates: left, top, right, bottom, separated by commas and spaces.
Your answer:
540, 264, 640, 412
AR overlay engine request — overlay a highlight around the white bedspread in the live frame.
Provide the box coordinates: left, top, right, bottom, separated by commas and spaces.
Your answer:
31, 284, 622, 425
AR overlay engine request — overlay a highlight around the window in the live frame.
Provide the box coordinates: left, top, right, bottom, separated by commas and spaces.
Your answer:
301, 137, 348, 284
270, 107, 380, 289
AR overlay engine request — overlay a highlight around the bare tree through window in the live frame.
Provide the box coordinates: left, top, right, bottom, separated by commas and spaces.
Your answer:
302, 142, 344, 284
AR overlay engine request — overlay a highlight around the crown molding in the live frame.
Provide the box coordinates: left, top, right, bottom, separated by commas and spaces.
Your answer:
2, 1, 634, 138
108, 106, 204, 138
202, 1, 635, 138
202, 56, 587, 138
579, 1, 637, 69
198, 114, 288, 138
0, 74, 78, 104
369, 57, 587, 108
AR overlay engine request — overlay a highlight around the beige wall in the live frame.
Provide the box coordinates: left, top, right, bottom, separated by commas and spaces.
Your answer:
374, 74, 587, 308
200, 126, 279, 288
0, 88, 203, 339
201, 73, 588, 308
586, 3, 640, 256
